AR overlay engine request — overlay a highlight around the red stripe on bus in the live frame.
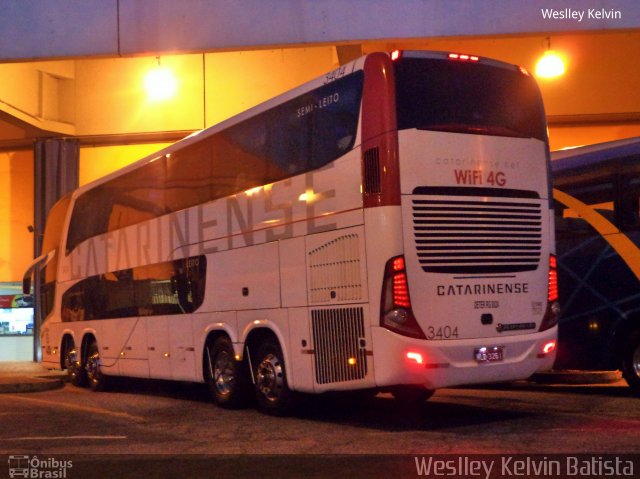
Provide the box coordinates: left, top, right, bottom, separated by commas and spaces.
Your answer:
362, 53, 400, 208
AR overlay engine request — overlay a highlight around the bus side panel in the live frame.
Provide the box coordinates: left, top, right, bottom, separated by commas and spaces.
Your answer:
279, 237, 307, 308
118, 317, 149, 379
169, 313, 197, 381
146, 315, 172, 380
146, 314, 197, 382
286, 307, 314, 393
206, 242, 280, 311
98, 317, 138, 376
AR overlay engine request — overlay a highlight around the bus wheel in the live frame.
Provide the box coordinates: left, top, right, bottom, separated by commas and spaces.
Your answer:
391, 385, 434, 405
253, 339, 293, 416
622, 330, 640, 395
85, 340, 109, 392
63, 344, 86, 387
206, 336, 250, 409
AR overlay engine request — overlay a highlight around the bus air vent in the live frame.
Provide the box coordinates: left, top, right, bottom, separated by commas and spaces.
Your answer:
311, 307, 367, 384
308, 234, 362, 303
363, 147, 381, 194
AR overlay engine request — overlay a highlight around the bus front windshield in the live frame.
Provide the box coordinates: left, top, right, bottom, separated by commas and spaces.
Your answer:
395, 57, 547, 142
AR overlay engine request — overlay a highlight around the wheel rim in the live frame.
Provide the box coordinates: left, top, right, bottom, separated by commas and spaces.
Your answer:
256, 353, 284, 403
213, 350, 235, 397
64, 349, 80, 380
85, 351, 101, 386
633, 344, 640, 378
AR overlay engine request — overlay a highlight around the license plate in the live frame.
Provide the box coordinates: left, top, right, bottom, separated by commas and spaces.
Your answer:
474, 346, 504, 363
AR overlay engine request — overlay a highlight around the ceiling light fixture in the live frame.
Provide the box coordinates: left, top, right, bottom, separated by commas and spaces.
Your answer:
144, 56, 178, 102
535, 37, 566, 79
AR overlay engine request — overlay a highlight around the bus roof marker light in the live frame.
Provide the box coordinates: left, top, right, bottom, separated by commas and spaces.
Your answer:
448, 53, 479, 62
391, 50, 401, 61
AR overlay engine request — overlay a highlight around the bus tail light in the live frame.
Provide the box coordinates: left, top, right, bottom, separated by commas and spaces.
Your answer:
381, 256, 426, 339
539, 255, 560, 332
548, 254, 558, 302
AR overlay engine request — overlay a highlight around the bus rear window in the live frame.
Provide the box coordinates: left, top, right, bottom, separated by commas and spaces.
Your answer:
395, 58, 547, 141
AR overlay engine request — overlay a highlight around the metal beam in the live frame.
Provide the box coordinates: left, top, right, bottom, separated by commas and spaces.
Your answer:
1, 0, 639, 62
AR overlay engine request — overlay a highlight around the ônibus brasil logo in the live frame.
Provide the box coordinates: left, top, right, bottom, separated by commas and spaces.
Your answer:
8, 455, 72, 478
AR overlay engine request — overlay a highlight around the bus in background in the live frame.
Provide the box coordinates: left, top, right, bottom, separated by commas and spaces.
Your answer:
24, 50, 557, 415
552, 137, 640, 394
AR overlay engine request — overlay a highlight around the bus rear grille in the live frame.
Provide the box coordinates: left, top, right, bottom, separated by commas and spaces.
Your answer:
311, 307, 367, 385
412, 195, 543, 274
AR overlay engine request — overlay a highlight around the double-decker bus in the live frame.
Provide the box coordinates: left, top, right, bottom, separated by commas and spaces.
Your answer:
552, 137, 640, 394
24, 50, 558, 415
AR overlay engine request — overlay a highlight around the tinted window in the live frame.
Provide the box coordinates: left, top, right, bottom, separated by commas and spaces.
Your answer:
40, 196, 71, 319
66, 72, 363, 253
621, 175, 640, 229
395, 58, 546, 141
61, 256, 206, 321
554, 165, 640, 234
66, 158, 166, 254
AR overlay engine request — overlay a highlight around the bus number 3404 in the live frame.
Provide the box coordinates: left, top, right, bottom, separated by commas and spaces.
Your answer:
425, 326, 459, 340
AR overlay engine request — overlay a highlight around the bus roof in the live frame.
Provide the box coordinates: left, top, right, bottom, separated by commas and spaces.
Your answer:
551, 136, 640, 172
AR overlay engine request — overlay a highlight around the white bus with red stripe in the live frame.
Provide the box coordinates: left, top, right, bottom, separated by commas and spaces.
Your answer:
26, 50, 558, 415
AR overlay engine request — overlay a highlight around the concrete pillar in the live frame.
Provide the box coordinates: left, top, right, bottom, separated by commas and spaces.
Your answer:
32, 138, 79, 362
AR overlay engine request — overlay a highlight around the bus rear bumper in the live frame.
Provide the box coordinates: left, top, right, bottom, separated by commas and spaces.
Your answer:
371, 326, 558, 390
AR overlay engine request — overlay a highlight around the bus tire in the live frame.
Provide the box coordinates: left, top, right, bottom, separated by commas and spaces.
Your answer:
391, 385, 434, 405
85, 340, 109, 392
621, 329, 640, 395
63, 340, 86, 387
206, 336, 251, 409
253, 339, 294, 416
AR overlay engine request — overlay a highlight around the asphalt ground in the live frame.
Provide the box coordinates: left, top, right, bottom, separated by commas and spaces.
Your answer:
0, 361, 625, 394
